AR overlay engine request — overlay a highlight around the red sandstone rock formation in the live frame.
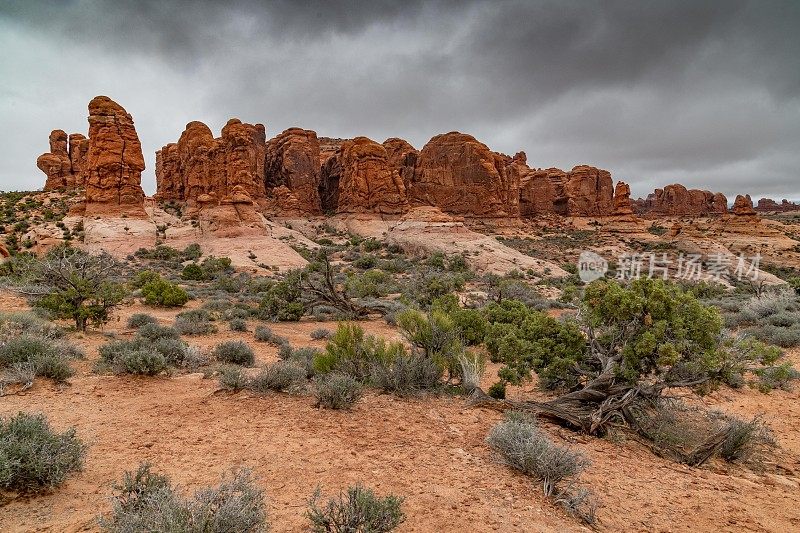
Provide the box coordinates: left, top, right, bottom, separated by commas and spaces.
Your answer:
83, 96, 146, 216
37, 129, 87, 190
319, 137, 346, 167
731, 194, 757, 216
636, 184, 727, 216
409, 132, 519, 217
612, 181, 634, 215
755, 198, 800, 212
558, 165, 614, 216
383, 138, 418, 190
319, 137, 409, 215
264, 128, 322, 214
156, 119, 267, 210
519, 168, 564, 216
0, 242, 9, 259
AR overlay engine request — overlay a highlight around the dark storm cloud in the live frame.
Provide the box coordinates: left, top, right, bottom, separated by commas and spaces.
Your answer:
1, 0, 799, 202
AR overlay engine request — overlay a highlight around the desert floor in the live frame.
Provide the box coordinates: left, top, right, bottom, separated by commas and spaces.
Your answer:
1, 291, 799, 533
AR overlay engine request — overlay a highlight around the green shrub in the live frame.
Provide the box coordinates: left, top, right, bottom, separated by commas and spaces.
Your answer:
99, 464, 267, 532
487, 381, 507, 399
181, 263, 205, 281
0, 334, 76, 383
213, 341, 255, 367
396, 309, 464, 379
130, 269, 161, 290
0, 412, 86, 493
255, 271, 303, 322
141, 278, 189, 307
345, 269, 394, 298
127, 313, 158, 329
307, 485, 404, 533
450, 308, 488, 346
315, 323, 404, 381
315, 373, 362, 409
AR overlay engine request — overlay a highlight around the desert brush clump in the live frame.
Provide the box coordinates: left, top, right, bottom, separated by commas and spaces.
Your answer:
314, 322, 407, 381
140, 274, 189, 307
175, 309, 218, 335
248, 361, 307, 393
213, 340, 255, 367
306, 484, 405, 533
0, 313, 82, 388
98, 463, 267, 532
486, 412, 595, 523
314, 372, 362, 409
0, 412, 87, 493
98, 326, 193, 375
126, 313, 158, 329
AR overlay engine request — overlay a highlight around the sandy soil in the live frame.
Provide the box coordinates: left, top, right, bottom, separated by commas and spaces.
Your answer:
1, 292, 800, 532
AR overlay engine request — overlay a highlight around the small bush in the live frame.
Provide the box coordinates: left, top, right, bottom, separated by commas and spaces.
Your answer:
719, 416, 776, 463
0, 334, 76, 383
175, 312, 218, 336
218, 365, 248, 392
213, 341, 255, 367
142, 279, 189, 307
112, 349, 168, 376
307, 485, 405, 533
229, 318, 248, 332
370, 353, 442, 395
127, 313, 158, 329
99, 464, 267, 532
487, 415, 587, 496
0, 412, 86, 493
487, 381, 507, 399
248, 362, 306, 393
315, 373, 362, 409
315, 323, 405, 381
181, 263, 205, 281
457, 352, 485, 392
137, 323, 181, 342
253, 325, 274, 342
310, 328, 331, 340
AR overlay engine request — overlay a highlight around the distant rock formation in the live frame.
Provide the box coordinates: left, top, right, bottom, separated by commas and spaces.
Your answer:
635, 184, 727, 216
319, 137, 409, 214
409, 132, 520, 218
612, 181, 635, 215
755, 198, 800, 212
37, 129, 88, 190
83, 96, 146, 216
731, 194, 757, 216
156, 119, 267, 211
264, 128, 322, 215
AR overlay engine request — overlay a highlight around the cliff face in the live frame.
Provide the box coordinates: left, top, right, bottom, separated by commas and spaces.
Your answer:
39, 101, 761, 223
409, 132, 520, 218
319, 137, 409, 215
633, 184, 728, 216
756, 198, 800, 212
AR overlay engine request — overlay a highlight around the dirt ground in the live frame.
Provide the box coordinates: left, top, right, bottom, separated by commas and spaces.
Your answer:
1, 292, 799, 532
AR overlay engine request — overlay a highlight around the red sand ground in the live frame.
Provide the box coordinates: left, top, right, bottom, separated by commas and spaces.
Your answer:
1, 292, 799, 532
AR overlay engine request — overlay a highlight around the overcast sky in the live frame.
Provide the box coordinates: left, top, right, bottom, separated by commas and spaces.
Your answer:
1, 0, 798, 200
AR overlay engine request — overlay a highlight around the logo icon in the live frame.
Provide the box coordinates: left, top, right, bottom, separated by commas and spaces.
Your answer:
577, 251, 608, 283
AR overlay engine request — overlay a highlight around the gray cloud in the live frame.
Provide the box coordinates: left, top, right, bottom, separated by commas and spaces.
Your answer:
1, 0, 798, 202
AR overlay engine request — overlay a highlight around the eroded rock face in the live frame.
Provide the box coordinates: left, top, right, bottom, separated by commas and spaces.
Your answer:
264, 128, 321, 214
731, 194, 757, 216
613, 181, 634, 215
519, 168, 564, 216
37, 129, 86, 190
383, 138, 418, 190
636, 184, 727, 216
83, 96, 146, 215
156, 119, 267, 209
319, 137, 409, 214
755, 198, 800, 212
409, 132, 519, 217
558, 165, 614, 216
